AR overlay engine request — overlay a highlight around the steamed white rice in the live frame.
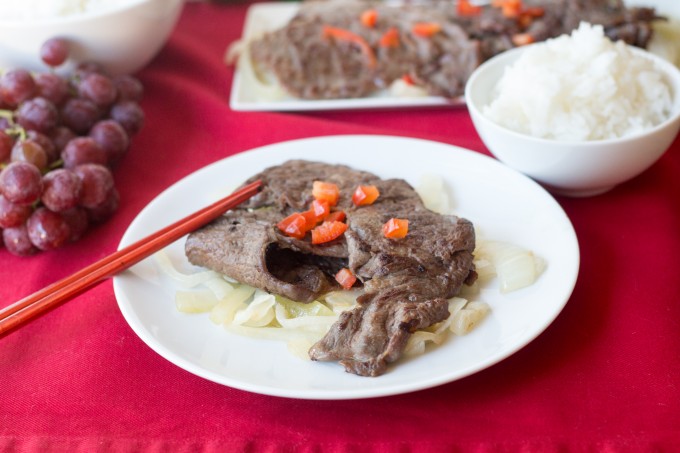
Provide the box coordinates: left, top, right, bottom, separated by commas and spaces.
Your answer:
483, 22, 673, 141
0, 0, 139, 21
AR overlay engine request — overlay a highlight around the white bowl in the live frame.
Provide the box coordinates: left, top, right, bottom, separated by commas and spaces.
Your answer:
465, 44, 680, 197
0, 0, 184, 76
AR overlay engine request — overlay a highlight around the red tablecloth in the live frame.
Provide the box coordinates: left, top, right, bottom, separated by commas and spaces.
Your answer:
2, 2, 680, 451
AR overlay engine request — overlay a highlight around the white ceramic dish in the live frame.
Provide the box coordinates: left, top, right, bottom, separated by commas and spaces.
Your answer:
0, 0, 184, 75
465, 30, 680, 197
113, 135, 579, 400
229, 0, 679, 112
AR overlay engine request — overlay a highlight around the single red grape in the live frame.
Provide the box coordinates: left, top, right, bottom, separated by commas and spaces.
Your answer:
27, 207, 71, 250
35, 72, 70, 106
26, 130, 59, 163
16, 97, 59, 133
60, 98, 101, 134
87, 187, 119, 223
73, 163, 114, 209
40, 38, 69, 67
42, 168, 82, 212
49, 126, 77, 153
3, 224, 38, 256
114, 75, 144, 102
61, 137, 107, 168
0, 161, 43, 205
89, 120, 129, 165
110, 101, 144, 136
0, 69, 36, 107
61, 207, 89, 242
11, 139, 48, 171
0, 194, 33, 228
78, 73, 117, 108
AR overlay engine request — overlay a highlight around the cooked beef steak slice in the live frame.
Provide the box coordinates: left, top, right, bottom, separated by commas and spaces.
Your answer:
310, 208, 476, 376
185, 210, 343, 303
185, 160, 477, 376
249, 2, 481, 99
309, 291, 451, 377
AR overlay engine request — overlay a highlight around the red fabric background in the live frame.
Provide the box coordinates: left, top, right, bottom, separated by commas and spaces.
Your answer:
1, 2, 679, 451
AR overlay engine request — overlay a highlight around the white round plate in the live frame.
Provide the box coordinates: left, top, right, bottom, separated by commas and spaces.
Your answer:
113, 135, 579, 400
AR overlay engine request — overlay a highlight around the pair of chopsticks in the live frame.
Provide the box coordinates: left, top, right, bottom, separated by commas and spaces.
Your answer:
0, 180, 262, 339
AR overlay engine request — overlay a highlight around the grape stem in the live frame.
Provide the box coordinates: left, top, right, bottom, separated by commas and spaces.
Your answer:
0, 109, 25, 140
0, 111, 27, 141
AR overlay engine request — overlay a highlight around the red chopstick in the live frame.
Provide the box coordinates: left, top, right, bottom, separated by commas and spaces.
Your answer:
0, 180, 262, 339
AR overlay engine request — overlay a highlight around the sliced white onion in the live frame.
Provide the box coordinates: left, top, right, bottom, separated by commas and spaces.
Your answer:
474, 257, 497, 283
224, 39, 244, 66
202, 277, 234, 301
404, 331, 437, 356
323, 290, 361, 314
649, 20, 680, 67
274, 304, 338, 331
415, 174, 451, 215
175, 290, 220, 313
154, 250, 221, 288
458, 280, 480, 298
448, 297, 469, 317
276, 297, 335, 318
451, 301, 490, 336
476, 240, 544, 293
238, 44, 288, 102
389, 78, 429, 98
209, 285, 256, 325
232, 290, 276, 327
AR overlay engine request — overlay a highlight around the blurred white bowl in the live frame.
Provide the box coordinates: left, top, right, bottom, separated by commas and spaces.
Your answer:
465, 44, 680, 197
0, 0, 184, 76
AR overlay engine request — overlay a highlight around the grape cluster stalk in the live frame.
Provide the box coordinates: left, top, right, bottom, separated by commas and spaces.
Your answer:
0, 38, 145, 256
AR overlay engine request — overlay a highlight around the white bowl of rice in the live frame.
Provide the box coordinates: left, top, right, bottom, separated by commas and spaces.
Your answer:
465, 23, 680, 197
0, 0, 184, 75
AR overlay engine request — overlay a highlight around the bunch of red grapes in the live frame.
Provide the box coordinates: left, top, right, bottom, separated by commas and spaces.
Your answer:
0, 38, 144, 256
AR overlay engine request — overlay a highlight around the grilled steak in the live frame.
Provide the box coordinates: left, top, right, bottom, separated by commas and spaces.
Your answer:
249, 0, 660, 100
249, 2, 481, 100
185, 160, 477, 376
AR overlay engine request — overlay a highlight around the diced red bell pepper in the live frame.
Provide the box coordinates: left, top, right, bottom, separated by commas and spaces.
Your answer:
312, 180, 340, 206
360, 9, 378, 28
401, 74, 416, 85
311, 220, 348, 245
326, 210, 346, 223
412, 22, 442, 38
457, 0, 482, 16
382, 218, 409, 239
379, 27, 400, 48
300, 209, 318, 230
277, 213, 308, 239
517, 7, 544, 28
352, 185, 380, 206
335, 268, 357, 290
311, 199, 331, 221
499, 0, 522, 18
